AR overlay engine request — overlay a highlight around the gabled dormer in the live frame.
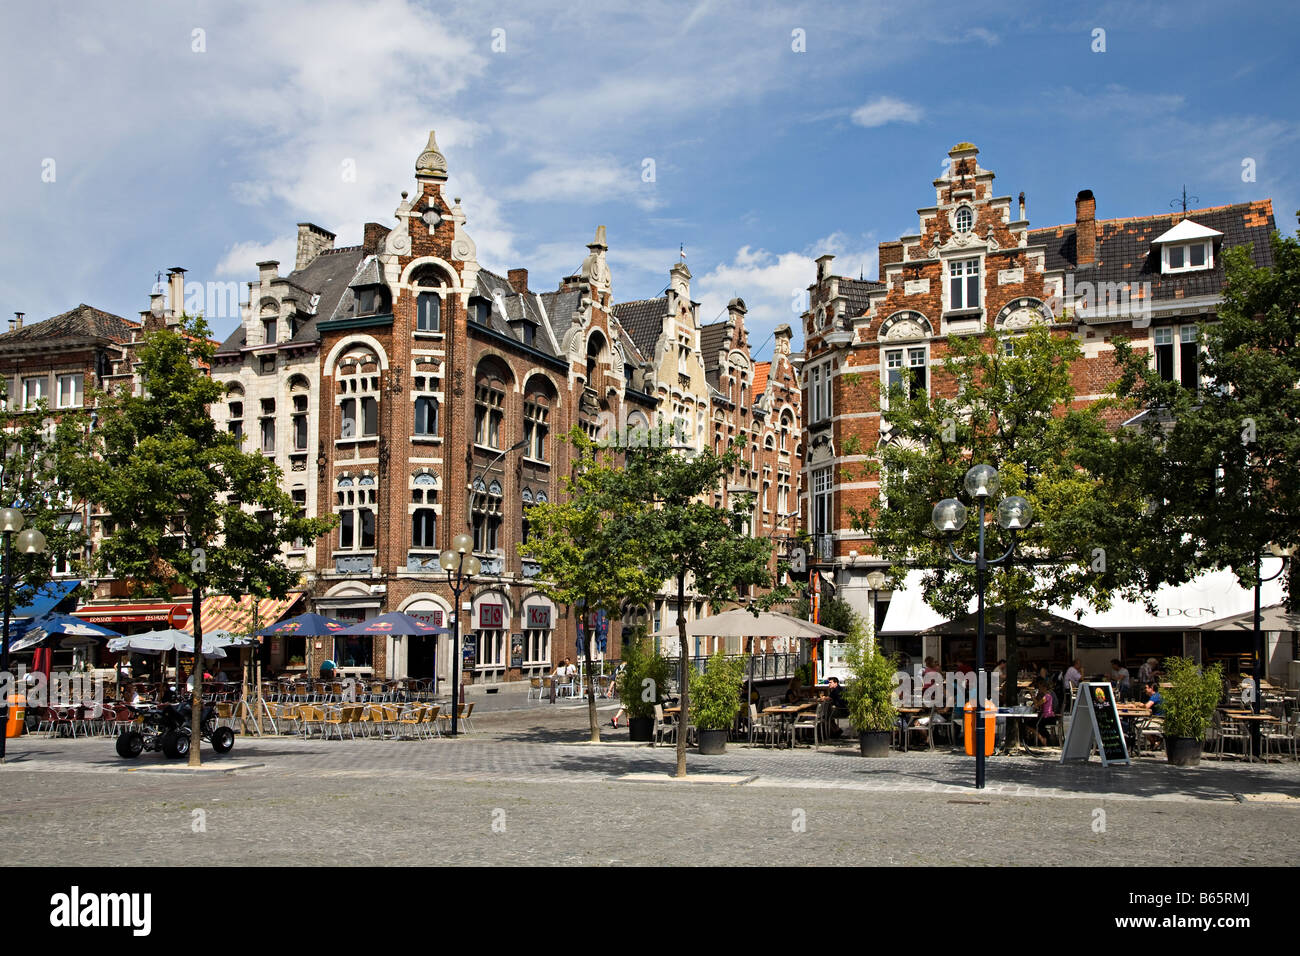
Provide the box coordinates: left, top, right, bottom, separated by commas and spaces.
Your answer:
1151, 219, 1221, 275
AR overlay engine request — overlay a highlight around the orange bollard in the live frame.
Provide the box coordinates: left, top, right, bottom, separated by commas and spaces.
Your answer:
963, 699, 994, 756
4, 694, 26, 738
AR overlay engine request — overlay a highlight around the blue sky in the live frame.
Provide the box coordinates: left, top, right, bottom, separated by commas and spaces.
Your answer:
4, 0, 1297, 359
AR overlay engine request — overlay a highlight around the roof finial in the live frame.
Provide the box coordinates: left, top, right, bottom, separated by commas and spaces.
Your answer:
679, 243, 686, 262
1170, 185, 1199, 215
415, 130, 448, 180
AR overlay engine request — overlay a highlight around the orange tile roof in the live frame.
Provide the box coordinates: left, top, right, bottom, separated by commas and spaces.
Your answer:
752, 361, 770, 402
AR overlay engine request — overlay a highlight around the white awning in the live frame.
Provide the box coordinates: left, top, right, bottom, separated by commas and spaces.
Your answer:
879, 567, 1285, 636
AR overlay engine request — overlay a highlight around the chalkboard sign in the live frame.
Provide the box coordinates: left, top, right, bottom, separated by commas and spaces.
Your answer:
1060, 681, 1131, 766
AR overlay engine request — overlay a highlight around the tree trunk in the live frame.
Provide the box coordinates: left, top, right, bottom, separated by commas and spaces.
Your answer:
1004, 606, 1020, 751
675, 571, 688, 778
584, 603, 600, 743
188, 585, 203, 767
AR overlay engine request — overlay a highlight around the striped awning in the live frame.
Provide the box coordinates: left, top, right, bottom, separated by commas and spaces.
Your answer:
180, 593, 303, 637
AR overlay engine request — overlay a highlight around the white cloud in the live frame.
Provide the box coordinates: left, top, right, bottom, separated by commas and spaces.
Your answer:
851, 96, 924, 128
214, 236, 298, 278
693, 233, 879, 358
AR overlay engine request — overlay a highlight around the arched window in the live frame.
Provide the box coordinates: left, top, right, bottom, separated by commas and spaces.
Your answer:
336, 347, 380, 439
417, 293, 440, 332
474, 359, 510, 450
522, 376, 555, 462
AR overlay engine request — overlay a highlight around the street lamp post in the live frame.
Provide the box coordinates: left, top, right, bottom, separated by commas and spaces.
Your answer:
439, 532, 480, 737
931, 464, 1033, 790
1250, 542, 1293, 756
0, 507, 48, 762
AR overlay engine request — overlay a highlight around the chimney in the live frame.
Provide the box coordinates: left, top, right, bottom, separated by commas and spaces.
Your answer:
295, 222, 336, 271
1075, 190, 1096, 266
12, 312, 23, 331
1018, 192, 1026, 221
878, 241, 903, 271
507, 269, 529, 295
257, 261, 280, 287
167, 267, 187, 324
362, 222, 391, 255
815, 254, 835, 282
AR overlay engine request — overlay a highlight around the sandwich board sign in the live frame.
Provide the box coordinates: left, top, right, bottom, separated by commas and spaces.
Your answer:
1060, 681, 1130, 766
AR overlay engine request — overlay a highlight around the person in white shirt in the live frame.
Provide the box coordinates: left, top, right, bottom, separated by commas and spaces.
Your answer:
1064, 660, 1083, 689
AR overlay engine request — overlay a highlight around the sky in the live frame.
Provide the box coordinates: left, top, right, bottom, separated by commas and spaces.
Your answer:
4, 0, 1298, 360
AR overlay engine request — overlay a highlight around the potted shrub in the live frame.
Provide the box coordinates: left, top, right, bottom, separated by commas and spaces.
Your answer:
619, 634, 672, 742
1161, 656, 1223, 767
845, 620, 898, 757
693, 652, 745, 754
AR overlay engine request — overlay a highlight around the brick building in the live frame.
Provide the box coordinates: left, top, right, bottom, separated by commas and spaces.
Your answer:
613, 271, 804, 656
800, 140, 1279, 673
211, 132, 665, 688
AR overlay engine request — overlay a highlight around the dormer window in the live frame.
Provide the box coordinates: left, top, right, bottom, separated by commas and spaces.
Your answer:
1162, 241, 1212, 274
355, 286, 391, 316
1152, 219, 1220, 276
469, 296, 491, 324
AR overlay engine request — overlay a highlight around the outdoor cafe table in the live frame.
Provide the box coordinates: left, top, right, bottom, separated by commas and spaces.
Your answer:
762, 702, 816, 748
1221, 710, 1280, 759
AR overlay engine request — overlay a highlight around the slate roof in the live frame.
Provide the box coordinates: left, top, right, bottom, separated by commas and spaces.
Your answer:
699, 321, 729, 365
612, 297, 667, 360
470, 269, 564, 358
0, 304, 138, 346
216, 245, 366, 354
838, 278, 884, 315
1028, 201, 1275, 304
536, 288, 584, 351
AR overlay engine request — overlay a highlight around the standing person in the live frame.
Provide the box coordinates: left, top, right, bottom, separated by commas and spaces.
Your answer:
1029, 677, 1056, 746
1138, 657, 1158, 686
1110, 659, 1131, 701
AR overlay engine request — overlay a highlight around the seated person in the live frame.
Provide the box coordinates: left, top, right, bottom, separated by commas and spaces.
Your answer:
1141, 681, 1164, 716
784, 674, 804, 703
319, 659, 338, 680
820, 676, 848, 737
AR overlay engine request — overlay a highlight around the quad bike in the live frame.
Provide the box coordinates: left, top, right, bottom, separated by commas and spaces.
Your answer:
115, 699, 235, 759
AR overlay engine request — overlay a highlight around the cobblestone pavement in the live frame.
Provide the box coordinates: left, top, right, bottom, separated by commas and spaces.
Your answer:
3, 704, 1297, 866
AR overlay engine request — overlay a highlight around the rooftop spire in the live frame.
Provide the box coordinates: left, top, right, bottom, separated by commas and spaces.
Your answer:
415, 130, 448, 181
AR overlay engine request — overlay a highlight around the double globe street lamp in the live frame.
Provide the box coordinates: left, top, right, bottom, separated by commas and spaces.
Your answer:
439, 532, 480, 737
931, 464, 1034, 790
0, 507, 48, 762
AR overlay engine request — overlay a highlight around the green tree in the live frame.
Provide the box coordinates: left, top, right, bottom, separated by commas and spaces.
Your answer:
0, 381, 91, 613
853, 323, 1147, 721
60, 316, 334, 765
618, 430, 774, 777
520, 429, 663, 741
1110, 231, 1300, 607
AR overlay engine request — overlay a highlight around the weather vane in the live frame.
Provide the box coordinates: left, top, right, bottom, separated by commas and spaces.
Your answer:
1170, 185, 1199, 214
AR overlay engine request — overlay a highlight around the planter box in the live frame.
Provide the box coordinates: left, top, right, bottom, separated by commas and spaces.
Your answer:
628, 716, 653, 742
859, 730, 891, 757
698, 729, 728, 755
1166, 736, 1202, 767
